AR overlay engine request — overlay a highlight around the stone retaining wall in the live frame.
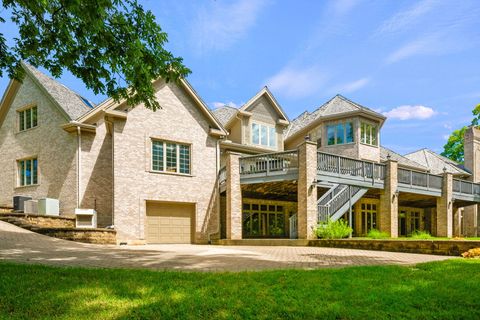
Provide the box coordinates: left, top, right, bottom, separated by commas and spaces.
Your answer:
0, 213, 75, 228
36, 228, 116, 245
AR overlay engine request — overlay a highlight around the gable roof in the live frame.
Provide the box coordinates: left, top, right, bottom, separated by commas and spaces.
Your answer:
240, 86, 289, 121
380, 146, 428, 171
404, 148, 471, 176
22, 62, 93, 120
285, 94, 386, 141
212, 105, 238, 126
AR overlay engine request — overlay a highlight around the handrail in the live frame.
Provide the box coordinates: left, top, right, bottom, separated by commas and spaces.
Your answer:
240, 150, 298, 176
398, 168, 442, 190
453, 178, 480, 196
317, 152, 386, 180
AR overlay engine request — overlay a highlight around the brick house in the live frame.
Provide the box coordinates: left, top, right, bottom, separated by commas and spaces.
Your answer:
1, 63, 479, 244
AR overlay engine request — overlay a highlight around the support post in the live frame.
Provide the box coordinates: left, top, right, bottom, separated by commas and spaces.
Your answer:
297, 141, 318, 239
436, 172, 453, 237
379, 159, 398, 237
226, 152, 242, 240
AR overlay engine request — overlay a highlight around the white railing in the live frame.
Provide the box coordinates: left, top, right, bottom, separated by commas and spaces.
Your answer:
398, 168, 442, 190
453, 179, 480, 196
317, 152, 386, 180
240, 150, 298, 176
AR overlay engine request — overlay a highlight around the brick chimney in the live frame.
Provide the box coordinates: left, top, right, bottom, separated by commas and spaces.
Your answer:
463, 126, 480, 236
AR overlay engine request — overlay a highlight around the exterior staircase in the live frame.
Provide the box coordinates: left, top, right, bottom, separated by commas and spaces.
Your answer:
317, 184, 368, 222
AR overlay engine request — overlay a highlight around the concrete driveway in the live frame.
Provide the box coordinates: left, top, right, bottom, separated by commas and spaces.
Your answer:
0, 221, 452, 272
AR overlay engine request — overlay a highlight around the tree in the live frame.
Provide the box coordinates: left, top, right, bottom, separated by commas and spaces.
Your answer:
441, 104, 480, 163
0, 0, 190, 111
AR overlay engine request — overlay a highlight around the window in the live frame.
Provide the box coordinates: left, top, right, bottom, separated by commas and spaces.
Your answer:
251, 122, 276, 148
152, 140, 191, 174
18, 106, 38, 131
361, 122, 378, 146
18, 158, 38, 186
361, 202, 377, 235
326, 121, 354, 146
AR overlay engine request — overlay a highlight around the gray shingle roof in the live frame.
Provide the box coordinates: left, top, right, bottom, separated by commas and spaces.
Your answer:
285, 94, 384, 139
23, 62, 93, 120
212, 106, 238, 126
380, 146, 428, 171
404, 148, 471, 176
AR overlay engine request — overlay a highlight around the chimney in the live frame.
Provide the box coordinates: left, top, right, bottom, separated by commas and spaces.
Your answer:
463, 126, 480, 236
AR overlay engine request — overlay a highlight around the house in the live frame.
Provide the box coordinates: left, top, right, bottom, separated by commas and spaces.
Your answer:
0, 63, 479, 244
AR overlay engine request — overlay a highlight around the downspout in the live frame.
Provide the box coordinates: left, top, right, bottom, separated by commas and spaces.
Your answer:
77, 126, 82, 208
208, 135, 225, 243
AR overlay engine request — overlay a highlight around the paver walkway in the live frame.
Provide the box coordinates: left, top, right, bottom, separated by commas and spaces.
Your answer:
0, 221, 453, 272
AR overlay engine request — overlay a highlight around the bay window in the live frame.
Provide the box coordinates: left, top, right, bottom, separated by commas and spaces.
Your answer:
361, 122, 378, 146
326, 121, 354, 145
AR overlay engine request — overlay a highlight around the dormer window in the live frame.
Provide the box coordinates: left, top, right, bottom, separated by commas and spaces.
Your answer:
327, 121, 354, 145
361, 122, 378, 146
18, 105, 38, 132
252, 122, 276, 148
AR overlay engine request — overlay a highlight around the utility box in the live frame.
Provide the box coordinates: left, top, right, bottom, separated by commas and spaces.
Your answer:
13, 196, 32, 212
38, 198, 60, 216
24, 200, 38, 214
75, 209, 97, 228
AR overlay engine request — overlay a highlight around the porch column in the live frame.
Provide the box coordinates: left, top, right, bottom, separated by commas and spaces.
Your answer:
453, 207, 462, 237
436, 172, 453, 237
379, 159, 398, 237
297, 140, 318, 239
226, 152, 242, 240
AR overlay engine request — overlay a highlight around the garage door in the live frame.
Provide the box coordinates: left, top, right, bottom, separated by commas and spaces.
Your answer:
146, 202, 194, 244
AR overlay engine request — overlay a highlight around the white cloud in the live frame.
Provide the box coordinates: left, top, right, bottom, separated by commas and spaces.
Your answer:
332, 77, 370, 94
191, 0, 269, 53
265, 65, 327, 98
383, 105, 437, 120
385, 34, 441, 64
376, 0, 437, 36
210, 101, 239, 109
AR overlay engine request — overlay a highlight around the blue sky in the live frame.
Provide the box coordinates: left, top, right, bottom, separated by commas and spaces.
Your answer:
1, 0, 480, 154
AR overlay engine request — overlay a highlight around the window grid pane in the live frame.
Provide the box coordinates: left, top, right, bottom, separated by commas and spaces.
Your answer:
345, 122, 354, 143
152, 141, 164, 171
19, 111, 25, 131
19, 160, 25, 186
166, 143, 177, 173
268, 127, 276, 147
252, 123, 260, 144
327, 125, 335, 145
32, 106, 38, 127
25, 108, 32, 130
32, 159, 38, 184
336, 123, 344, 144
260, 125, 268, 146
179, 145, 190, 174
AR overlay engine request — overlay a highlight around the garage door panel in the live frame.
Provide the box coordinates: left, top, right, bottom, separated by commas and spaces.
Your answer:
146, 202, 194, 244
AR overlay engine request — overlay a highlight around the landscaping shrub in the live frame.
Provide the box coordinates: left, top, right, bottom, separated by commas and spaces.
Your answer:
410, 230, 434, 240
315, 219, 352, 239
367, 229, 389, 239
462, 248, 480, 258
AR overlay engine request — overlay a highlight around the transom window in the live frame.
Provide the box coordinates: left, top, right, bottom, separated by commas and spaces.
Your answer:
326, 121, 354, 145
18, 158, 38, 186
251, 122, 276, 148
18, 105, 38, 132
152, 140, 191, 174
360, 122, 378, 146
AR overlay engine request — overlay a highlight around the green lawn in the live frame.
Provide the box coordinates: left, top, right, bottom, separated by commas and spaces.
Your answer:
0, 260, 479, 319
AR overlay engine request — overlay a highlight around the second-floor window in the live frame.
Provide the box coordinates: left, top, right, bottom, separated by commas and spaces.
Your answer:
18, 105, 38, 132
251, 122, 276, 148
152, 140, 191, 174
327, 122, 354, 145
18, 157, 38, 186
361, 122, 378, 146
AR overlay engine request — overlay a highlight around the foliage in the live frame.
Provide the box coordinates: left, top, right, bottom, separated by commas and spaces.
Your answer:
442, 103, 480, 163
315, 219, 352, 239
0, 0, 190, 111
410, 230, 434, 240
1, 260, 480, 319
367, 228, 390, 239
462, 248, 480, 258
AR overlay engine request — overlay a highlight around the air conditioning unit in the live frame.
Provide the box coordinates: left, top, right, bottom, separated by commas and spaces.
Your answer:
38, 198, 59, 216
24, 200, 38, 214
13, 196, 32, 212
75, 208, 97, 228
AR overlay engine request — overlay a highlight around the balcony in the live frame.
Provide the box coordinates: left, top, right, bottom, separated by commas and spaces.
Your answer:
239, 150, 299, 184
397, 168, 443, 197
453, 179, 480, 202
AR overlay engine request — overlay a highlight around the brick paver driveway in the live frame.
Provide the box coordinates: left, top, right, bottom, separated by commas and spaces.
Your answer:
0, 221, 453, 272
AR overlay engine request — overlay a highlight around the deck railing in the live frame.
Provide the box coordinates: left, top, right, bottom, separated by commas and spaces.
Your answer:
397, 168, 443, 190
240, 150, 299, 176
317, 152, 386, 180
453, 179, 480, 196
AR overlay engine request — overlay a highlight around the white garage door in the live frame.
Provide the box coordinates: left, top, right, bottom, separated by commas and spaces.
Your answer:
146, 202, 194, 244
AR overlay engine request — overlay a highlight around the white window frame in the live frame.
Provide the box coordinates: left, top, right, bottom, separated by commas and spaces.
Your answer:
151, 139, 191, 175
360, 122, 378, 146
251, 121, 276, 148
17, 157, 38, 187
17, 104, 38, 132
326, 121, 354, 146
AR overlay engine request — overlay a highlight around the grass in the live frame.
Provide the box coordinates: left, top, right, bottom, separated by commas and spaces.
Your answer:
0, 260, 480, 319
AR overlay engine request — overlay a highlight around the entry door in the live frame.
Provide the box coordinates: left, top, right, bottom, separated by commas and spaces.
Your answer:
399, 211, 407, 236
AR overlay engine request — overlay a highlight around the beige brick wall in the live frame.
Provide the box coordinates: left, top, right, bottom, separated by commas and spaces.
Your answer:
112, 80, 220, 243
379, 160, 398, 237
0, 75, 78, 215
297, 141, 317, 239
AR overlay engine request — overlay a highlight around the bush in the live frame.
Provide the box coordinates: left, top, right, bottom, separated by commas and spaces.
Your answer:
410, 230, 433, 239
367, 229, 389, 239
461, 248, 480, 258
315, 219, 352, 239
